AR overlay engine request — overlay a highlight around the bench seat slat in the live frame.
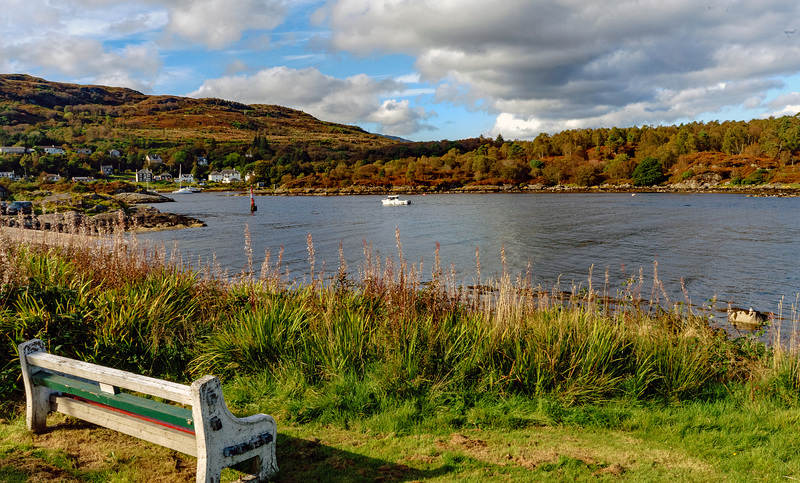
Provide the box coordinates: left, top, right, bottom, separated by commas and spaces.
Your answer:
34, 372, 195, 430
52, 395, 198, 456
26, 352, 192, 405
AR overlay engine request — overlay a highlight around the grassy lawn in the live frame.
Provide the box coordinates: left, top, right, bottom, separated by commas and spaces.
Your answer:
2, 229, 800, 482
2, 393, 800, 482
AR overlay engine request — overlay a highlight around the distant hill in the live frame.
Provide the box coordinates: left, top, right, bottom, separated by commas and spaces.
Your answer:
3, 74, 800, 192
0, 74, 396, 148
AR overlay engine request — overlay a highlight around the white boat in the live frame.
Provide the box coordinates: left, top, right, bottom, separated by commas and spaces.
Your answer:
172, 165, 196, 194
381, 195, 410, 205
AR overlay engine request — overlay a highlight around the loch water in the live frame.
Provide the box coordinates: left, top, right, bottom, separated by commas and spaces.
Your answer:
139, 191, 800, 330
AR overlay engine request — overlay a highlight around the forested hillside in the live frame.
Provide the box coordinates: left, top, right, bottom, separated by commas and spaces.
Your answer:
2, 74, 800, 190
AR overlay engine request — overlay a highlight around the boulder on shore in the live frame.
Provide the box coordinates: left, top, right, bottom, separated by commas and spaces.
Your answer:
727, 307, 769, 329
114, 192, 174, 204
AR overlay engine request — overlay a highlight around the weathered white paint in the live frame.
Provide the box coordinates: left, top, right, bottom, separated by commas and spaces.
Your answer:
18, 339, 278, 483
192, 375, 278, 482
26, 351, 193, 405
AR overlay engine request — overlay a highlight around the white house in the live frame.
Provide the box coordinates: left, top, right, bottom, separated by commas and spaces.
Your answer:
146, 154, 163, 164
136, 169, 154, 183
0, 146, 26, 154
208, 171, 224, 182
221, 169, 241, 184
75, 148, 92, 155
0, 171, 16, 179
197, 156, 208, 166
177, 173, 195, 184
38, 146, 66, 155
42, 173, 61, 182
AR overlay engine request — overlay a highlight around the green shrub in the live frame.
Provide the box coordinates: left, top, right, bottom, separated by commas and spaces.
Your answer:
632, 157, 665, 186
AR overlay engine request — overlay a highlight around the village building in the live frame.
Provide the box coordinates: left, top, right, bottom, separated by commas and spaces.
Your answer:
0, 146, 26, 154
221, 168, 241, 183
177, 173, 195, 184
208, 171, 224, 182
108, 149, 121, 157
146, 154, 163, 164
197, 156, 208, 166
0, 171, 16, 179
37, 146, 66, 155
135, 169, 154, 183
101, 165, 114, 176
72, 176, 95, 183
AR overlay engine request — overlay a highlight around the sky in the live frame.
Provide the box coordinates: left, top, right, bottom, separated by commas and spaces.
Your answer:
3, 1, 800, 142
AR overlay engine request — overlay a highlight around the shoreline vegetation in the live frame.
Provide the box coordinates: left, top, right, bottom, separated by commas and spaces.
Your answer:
254, 181, 800, 197
6, 74, 800, 207
2, 225, 800, 481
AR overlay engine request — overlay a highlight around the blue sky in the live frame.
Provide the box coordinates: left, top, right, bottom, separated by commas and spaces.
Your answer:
3, 1, 800, 142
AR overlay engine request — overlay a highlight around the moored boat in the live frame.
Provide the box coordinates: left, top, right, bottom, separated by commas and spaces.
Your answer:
381, 194, 410, 205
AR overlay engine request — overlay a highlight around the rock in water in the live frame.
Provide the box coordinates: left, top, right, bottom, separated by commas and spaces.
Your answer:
727, 307, 769, 328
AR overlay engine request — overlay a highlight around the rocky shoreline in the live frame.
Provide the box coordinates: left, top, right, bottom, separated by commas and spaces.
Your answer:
261, 181, 800, 197
0, 206, 206, 233
0, 190, 205, 234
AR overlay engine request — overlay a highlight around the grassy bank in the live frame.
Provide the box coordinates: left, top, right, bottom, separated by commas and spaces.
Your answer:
1, 225, 800, 481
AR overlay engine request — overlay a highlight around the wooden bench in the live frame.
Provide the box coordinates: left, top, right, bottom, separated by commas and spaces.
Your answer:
19, 339, 278, 483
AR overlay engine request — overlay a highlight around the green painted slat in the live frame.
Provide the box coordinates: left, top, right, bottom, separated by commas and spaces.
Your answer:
32, 372, 194, 430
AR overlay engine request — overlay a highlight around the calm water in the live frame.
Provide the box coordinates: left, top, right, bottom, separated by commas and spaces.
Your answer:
139, 192, 800, 319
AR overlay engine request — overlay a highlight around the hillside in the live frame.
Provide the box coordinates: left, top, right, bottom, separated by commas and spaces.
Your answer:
0, 74, 393, 147
2, 74, 800, 192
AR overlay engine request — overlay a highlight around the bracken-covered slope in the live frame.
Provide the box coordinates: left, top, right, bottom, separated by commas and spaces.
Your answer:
0, 74, 396, 148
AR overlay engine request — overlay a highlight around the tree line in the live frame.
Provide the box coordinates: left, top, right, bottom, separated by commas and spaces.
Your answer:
2, 105, 800, 189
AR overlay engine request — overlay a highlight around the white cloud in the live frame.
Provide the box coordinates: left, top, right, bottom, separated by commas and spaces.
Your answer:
163, 0, 289, 49
0, 0, 296, 94
367, 99, 436, 136
1, 34, 161, 92
189, 67, 434, 134
322, 0, 800, 137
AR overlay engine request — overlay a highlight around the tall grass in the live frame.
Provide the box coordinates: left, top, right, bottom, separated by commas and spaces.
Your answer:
1, 222, 798, 424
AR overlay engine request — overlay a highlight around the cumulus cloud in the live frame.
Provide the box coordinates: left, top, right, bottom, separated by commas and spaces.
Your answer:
163, 0, 289, 49
0, 0, 290, 92
189, 67, 435, 135
1, 34, 161, 92
321, 0, 800, 137
368, 99, 436, 136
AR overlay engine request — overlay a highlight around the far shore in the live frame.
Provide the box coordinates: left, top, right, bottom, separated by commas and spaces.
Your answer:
222, 182, 800, 197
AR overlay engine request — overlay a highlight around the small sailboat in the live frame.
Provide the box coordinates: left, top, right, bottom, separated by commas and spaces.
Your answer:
172, 165, 194, 194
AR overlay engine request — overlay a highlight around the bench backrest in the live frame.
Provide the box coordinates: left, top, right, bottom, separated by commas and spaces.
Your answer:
25, 351, 193, 404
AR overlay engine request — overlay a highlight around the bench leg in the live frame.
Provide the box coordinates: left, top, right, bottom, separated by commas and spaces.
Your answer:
192, 375, 277, 483
18, 339, 53, 433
